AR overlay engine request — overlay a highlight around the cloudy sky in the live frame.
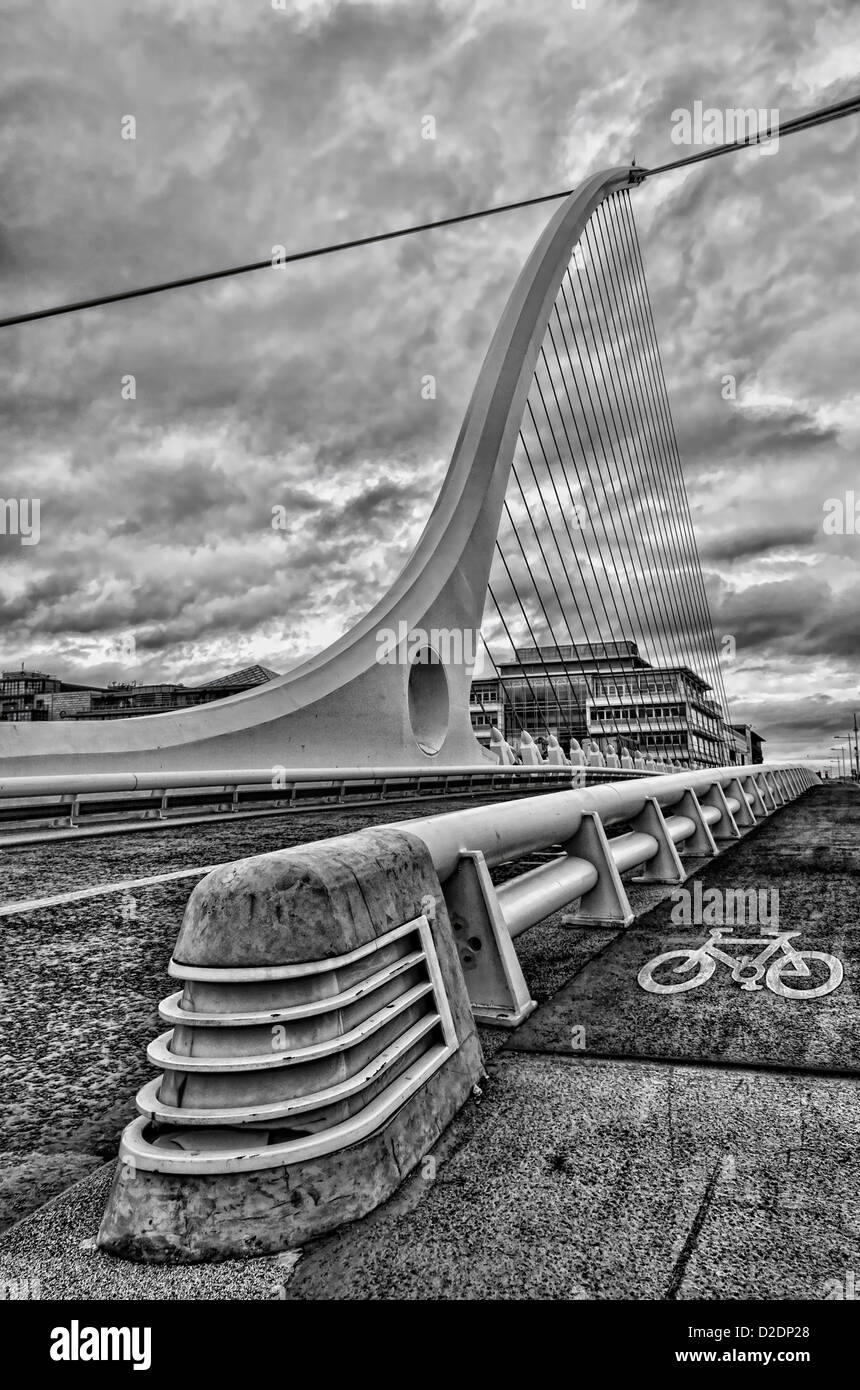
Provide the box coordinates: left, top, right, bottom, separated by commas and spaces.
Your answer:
2, 0, 859, 765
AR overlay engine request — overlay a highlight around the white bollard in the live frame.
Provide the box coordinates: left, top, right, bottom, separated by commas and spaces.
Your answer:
568, 737, 587, 769
519, 730, 545, 766
545, 735, 571, 767
488, 726, 518, 766
584, 739, 606, 769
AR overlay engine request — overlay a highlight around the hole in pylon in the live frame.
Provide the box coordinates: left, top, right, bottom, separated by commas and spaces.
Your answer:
407, 647, 450, 755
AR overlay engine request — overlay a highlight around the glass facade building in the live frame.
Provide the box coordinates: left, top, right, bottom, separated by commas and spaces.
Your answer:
470, 641, 735, 767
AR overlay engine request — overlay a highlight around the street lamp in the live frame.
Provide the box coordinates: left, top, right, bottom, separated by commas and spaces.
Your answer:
829, 747, 846, 778
836, 736, 851, 775
837, 731, 858, 778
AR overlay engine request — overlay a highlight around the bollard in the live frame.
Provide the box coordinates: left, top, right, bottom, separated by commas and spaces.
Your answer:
545, 734, 570, 767
569, 738, 586, 768
489, 725, 517, 765
519, 730, 544, 765
98, 827, 484, 1263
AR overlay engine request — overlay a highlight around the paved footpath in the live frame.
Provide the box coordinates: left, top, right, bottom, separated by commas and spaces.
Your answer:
2, 783, 859, 1300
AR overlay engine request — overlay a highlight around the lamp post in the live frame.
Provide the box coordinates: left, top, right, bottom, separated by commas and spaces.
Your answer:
830, 747, 846, 778
836, 734, 855, 778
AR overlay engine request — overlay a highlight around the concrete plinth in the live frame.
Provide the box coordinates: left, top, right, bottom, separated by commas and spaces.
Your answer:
98, 827, 484, 1262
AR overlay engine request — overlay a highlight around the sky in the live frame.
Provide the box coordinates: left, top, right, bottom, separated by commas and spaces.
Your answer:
1, 0, 859, 766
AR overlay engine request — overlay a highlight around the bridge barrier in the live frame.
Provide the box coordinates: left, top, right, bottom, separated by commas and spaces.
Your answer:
97, 826, 485, 1262
97, 761, 812, 1262
0, 760, 680, 844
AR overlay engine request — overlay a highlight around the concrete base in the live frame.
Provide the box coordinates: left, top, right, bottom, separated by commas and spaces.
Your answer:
97, 824, 486, 1262
97, 1033, 483, 1264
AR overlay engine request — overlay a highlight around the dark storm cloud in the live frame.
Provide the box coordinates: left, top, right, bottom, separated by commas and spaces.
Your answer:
1, 0, 859, 754
700, 524, 820, 563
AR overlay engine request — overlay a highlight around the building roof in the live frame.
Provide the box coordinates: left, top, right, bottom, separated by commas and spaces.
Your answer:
193, 664, 280, 692
496, 651, 713, 694
731, 722, 766, 743
1, 670, 103, 693
515, 641, 642, 663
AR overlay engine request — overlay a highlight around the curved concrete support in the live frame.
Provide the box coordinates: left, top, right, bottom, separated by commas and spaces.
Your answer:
0, 167, 638, 778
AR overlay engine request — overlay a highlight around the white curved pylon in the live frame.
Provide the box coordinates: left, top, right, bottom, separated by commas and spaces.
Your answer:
1, 166, 639, 775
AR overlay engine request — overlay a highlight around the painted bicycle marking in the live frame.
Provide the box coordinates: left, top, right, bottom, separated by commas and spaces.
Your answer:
638, 928, 844, 999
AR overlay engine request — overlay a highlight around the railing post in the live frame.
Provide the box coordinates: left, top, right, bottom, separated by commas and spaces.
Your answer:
763, 770, 783, 807
672, 789, 719, 856
700, 782, 741, 841
756, 773, 778, 813
744, 775, 768, 818
559, 812, 634, 927
726, 776, 756, 828
629, 797, 686, 883
443, 850, 536, 1027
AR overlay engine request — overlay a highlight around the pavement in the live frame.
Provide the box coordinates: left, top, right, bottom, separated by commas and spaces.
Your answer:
0, 795, 497, 1235
507, 786, 860, 1073
2, 781, 858, 1300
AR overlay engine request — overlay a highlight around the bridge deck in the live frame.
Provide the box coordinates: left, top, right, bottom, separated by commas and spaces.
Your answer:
1, 783, 858, 1298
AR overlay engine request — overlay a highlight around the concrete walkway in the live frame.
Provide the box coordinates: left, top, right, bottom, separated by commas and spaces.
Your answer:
2, 782, 858, 1300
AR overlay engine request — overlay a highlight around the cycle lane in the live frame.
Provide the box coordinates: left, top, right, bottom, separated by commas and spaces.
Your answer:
269, 780, 860, 1299
505, 783, 860, 1074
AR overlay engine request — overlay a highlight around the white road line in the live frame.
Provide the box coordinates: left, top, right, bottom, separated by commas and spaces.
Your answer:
0, 863, 223, 917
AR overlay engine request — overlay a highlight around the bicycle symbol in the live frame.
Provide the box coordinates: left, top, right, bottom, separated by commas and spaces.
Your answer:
638, 928, 844, 999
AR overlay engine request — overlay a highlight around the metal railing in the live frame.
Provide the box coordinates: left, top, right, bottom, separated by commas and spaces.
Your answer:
0, 760, 676, 843
404, 763, 804, 881
90, 755, 813, 1271
395, 762, 814, 1023
100, 759, 813, 1222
